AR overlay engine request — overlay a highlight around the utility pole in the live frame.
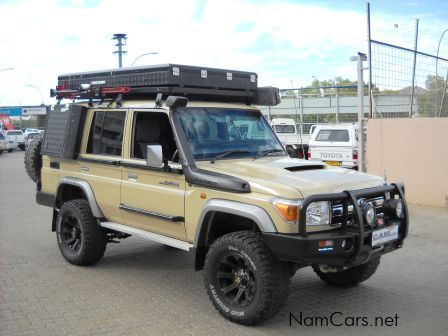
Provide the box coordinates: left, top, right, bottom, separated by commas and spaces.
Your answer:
351, 52, 368, 172
112, 33, 127, 68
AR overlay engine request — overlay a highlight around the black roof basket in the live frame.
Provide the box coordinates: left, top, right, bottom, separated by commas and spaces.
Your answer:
52, 64, 280, 106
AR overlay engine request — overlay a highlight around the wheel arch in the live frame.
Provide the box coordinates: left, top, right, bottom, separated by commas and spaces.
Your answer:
52, 177, 104, 231
193, 199, 277, 270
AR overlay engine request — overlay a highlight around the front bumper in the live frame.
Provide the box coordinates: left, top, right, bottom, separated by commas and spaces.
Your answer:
263, 183, 408, 267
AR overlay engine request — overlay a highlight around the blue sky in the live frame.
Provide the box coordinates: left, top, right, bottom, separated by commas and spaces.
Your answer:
0, 0, 447, 105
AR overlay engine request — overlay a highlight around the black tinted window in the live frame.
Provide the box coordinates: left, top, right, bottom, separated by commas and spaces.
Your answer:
0, 133, 4, 139
87, 111, 126, 156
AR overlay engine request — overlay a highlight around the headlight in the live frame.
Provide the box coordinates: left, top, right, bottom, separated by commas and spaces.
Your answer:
361, 202, 376, 227
306, 201, 331, 226
272, 198, 300, 225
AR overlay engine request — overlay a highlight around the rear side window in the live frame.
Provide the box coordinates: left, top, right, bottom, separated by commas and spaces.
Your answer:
0, 133, 4, 139
316, 129, 350, 142
87, 111, 126, 156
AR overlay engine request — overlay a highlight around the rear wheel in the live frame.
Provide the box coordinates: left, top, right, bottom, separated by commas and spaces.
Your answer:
7, 149, 13, 153
56, 199, 107, 266
313, 256, 380, 287
204, 231, 290, 325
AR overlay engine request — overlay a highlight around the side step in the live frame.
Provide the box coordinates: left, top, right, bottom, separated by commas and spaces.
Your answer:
100, 221, 193, 252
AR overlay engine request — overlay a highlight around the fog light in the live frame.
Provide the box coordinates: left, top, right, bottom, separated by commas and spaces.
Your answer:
342, 238, 353, 250
384, 199, 405, 219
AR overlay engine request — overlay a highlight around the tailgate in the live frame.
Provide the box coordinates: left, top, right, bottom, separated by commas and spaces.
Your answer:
310, 146, 353, 162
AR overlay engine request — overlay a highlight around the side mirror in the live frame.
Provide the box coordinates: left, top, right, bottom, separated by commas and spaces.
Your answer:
146, 145, 163, 168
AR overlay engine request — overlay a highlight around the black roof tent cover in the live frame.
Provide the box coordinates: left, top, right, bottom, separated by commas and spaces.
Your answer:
59, 64, 257, 92
55, 64, 280, 105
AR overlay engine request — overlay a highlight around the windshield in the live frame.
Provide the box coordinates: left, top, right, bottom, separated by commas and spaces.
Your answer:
273, 124, 295, 133
178, 108, 285, 160
316, 129, 350, 142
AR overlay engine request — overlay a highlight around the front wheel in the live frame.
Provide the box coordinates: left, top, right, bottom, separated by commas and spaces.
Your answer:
56, 199, 107, 266
204, 231, 290, 325
313, 256, 381, 287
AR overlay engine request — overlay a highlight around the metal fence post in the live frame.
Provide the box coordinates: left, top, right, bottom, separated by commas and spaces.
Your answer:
409, 19, 419, 118
351, 53, 368, 172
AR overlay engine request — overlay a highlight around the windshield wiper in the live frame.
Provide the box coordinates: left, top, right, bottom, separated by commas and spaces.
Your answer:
253, 149, 285, 160
211, 150, 251, 164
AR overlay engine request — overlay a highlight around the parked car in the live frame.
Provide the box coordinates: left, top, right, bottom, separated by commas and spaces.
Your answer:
2, 129, 25, 150
0, 133, 7, 154
270, 118, 316, 159
308, 123, 359, 169
0, 132, 18, 152
25, 132, 40, 147
24, 128, 40, 136
25, 64, 408, 326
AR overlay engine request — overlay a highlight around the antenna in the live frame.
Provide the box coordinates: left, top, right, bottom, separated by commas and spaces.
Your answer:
112, 33, 127, 68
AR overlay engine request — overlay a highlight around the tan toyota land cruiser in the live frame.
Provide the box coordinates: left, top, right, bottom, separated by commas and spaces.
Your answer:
25, 64, 408, 325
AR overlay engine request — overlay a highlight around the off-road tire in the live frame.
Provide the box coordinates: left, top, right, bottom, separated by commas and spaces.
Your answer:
24, 134, 43, 183
312, 256, 381, 287
204, 231, 290, 325
56, 199, 107, 266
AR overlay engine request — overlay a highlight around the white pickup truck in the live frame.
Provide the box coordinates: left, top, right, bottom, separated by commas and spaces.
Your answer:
308, 123, 359, 169
270, 118, 316, 159
2, 130, 26, 151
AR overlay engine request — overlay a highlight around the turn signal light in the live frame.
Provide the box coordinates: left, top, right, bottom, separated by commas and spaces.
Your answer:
273, 202, 299, 222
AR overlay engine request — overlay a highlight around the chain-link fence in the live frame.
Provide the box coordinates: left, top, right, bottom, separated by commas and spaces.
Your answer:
258, 86, 365, 133
370, 40, 448, 118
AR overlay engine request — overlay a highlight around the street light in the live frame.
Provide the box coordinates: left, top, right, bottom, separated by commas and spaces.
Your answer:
131, 52, 159, 66
25, 84, 44, 105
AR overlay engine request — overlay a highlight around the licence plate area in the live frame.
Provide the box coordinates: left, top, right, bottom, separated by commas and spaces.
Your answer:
325, 161, 341, 166
371, 225, 399, 247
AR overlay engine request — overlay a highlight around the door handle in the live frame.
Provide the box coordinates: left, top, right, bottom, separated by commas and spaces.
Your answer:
80, 166, 89, 172
128, 172, 138, 179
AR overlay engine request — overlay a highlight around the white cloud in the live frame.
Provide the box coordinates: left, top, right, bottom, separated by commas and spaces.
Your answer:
0, 0, 445, 106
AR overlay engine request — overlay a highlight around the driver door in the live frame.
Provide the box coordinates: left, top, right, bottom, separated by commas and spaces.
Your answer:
120, 110, 187, 240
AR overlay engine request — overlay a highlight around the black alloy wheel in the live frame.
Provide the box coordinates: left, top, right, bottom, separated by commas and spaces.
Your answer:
59, 213, 83, 253
215, 252, 257, 308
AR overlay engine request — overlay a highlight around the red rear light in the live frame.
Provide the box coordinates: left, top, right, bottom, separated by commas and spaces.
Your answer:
352, 150, 358, 160
307, 151, 311, 159
101, 86, 132, 94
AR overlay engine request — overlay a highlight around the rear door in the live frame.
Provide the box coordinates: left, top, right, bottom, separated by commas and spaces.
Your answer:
78, 109, 127, 224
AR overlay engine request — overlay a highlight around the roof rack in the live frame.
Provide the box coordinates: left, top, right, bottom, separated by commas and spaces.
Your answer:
51, 64, 267, 104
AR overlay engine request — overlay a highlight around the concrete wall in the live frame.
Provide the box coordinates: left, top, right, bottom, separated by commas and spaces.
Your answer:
366, 118, 448, 207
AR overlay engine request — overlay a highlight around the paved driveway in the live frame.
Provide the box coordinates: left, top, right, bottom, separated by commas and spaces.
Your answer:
1, 151, 447, 335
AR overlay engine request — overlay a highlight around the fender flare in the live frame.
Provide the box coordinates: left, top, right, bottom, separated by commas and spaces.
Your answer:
193, 199, 277, 248
56, 177, 104, 218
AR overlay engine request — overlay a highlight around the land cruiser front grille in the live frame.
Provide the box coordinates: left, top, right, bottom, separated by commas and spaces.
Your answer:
331, 195, 386, 228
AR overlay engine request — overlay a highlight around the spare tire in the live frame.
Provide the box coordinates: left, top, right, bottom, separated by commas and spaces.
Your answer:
24, 134, 43, 183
